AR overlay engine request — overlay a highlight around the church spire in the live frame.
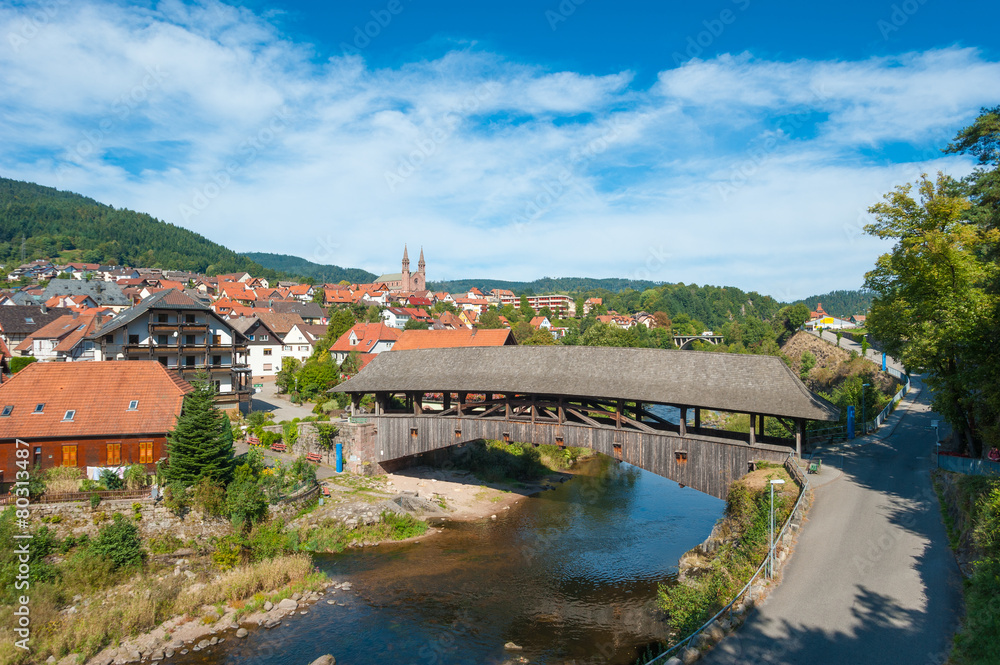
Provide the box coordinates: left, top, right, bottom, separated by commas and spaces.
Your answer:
402, 244, 410, 271
418, 247, 425, 269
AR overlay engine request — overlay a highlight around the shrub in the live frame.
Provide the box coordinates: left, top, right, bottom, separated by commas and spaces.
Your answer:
259, 430, 282, 448
99, 469, 124, 491
190, 477, 226, 517
226, 467, 268, 530
124, 464, 148, 490
46, 466, 82, 494
282, 422, 299, 449
248, 521, 292, 562
148, 533, 184, 554
163, 481, 188, 516
89, 494, 102, 510
92, 514, 145, 570
211, 535, 244, 572
9, 356, 37, 373
290, 456, 317, 486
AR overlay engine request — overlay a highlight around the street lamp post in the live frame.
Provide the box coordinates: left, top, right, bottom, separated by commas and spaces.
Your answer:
769, 478, 785, 579
862, 383, 870, 435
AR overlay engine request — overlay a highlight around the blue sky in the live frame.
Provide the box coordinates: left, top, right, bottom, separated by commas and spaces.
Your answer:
1, 0, 998, 298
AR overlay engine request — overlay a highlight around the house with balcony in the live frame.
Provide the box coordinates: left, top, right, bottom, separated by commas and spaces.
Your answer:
13, 309, 110, 361
87, 289, 251, 409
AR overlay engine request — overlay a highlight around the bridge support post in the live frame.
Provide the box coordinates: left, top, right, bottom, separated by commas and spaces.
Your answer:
749, 414, 756, 446
679, 407, 687, 436
413, 392, 423, 415
351, 393, 360, 416
759, 415, 765, 439
616, 400, 624, 429
505, 394, 512, 419
443, 392, 451, 410
457, 392, 466, 416
795, 419, 804, 458
694, 407, 701, 431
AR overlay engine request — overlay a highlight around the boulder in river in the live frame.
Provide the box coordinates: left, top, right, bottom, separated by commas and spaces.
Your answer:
308, 656, 336, 665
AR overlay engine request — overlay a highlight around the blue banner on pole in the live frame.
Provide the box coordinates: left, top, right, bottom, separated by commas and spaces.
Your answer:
882, 353, 887, 372
847, 405, 856, 439
335, 442, 344, 473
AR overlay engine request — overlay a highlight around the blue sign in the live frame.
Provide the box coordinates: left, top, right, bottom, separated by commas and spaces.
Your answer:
335, 442, 344, 473
847, 405, 856, 439
882, 353, 887, 372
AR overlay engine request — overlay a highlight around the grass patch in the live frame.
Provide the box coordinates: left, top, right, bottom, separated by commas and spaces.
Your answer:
452, 440, 587, 483
657, 466, 797, 642
290, 512, 429, 553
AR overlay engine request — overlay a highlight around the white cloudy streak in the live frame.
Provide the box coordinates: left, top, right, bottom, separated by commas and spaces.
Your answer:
0, 1, 996, 299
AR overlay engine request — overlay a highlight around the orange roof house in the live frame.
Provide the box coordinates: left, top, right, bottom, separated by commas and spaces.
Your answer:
329, 322, 401, 364
15, 310, 109, 360
393, 328, 515, 350
0, 361, 193, 474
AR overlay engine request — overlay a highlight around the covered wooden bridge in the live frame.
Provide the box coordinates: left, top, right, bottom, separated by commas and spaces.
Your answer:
334, 347, 839, 498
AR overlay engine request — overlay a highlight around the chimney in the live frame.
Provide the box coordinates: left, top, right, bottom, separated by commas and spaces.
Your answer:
40, 304, 47, 314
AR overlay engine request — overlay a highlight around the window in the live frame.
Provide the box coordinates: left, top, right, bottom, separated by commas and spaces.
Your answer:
61, 445, 77, 467
263, 348, 272, 356
106, 443, 121, 466
211, 355, 221, 366
33, 403, 44, 414
0, 405, 12, 417
263, 363, 272, 371
24, 317, 33, 324
260, 334, 269, 341
157, 313, 168, 323
139, 441, 153, 464
248, 335, 255, 341
33, 447, 41, 460
128, 400, 139, 411
185, 356, 195, 367
185, 314, 195, 323
213, 335, 221, 345
129, 334, 139, 345
157, 335, 169, 345
63, 410, 75, 421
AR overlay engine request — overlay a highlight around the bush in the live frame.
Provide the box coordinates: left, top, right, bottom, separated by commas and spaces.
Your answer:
226, 467, 268, 530
454, 439, 549, 483
248, 521, 292, 562
89, 494, 102, 509
124, 464, 148, 490
99, 469, 124, 491
163, 481, 188, 516
282, 422, 299, 449
190, 477, 226, 517
290, 456, 317, 486
259, 430, 281, 448
91, 514, 145, 570
9, 356, 37, 373
147, 533, 184, 554
211, 535, 244, 572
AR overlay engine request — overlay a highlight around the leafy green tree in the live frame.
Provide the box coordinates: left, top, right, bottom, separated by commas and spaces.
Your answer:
522, 329, 557, 345
165, 381, 235, 487
511, 321, 535, 343
297, 354, 338, 400
864, 173, 998, 456
478, 308, 504, 329
315, 423, 339, 464
276, 357, 301, 394
340, 350, 362, 375
519, 295, 534, 318
403, 318, 429, 330
311, 287, 325, 304
581, 322, 639, 347
226, 464, 268, 530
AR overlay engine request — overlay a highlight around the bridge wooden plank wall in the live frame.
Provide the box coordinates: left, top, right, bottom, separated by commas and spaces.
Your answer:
372, 415, 791, 499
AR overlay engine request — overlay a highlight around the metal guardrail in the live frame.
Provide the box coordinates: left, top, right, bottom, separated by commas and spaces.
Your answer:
643, 457, 810, 664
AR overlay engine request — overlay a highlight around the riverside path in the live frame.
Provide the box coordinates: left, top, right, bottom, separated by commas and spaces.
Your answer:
701, 373, 963, 664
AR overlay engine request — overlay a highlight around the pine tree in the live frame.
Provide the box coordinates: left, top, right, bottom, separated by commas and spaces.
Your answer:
165, 381, 235, 487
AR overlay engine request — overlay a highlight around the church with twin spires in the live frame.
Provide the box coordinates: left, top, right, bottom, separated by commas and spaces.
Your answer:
376, 245, 426, 292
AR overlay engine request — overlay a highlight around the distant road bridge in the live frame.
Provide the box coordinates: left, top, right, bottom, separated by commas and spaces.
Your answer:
334, 347, 839, 499
673, 334, 725, 349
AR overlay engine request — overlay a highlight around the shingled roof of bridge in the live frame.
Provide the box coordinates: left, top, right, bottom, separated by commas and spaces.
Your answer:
334, 346, 840, 421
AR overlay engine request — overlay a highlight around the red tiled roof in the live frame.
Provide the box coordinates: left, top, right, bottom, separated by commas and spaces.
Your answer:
330, 323, 401, 354
0, 361, 193, 440
393, 328, 515, 350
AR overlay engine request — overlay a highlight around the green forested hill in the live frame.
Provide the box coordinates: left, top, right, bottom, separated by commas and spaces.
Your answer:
242, 252, 376, 284
427, 276, 663, 295
794, 290, 873, 317
0, 177, 279, 277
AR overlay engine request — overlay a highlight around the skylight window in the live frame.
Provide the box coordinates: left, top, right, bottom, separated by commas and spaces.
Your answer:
33, 404, 44, 414
0, 405, 12, 417
63, 410, 75, 421
25, 317, 33, 324
128, 400, 139, 411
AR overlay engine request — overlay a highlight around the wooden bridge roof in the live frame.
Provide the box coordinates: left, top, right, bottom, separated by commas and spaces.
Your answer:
334, 346, 840, 421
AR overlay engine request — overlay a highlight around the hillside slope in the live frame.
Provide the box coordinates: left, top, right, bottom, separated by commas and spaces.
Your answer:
242, 252, 375, 285
0, 177, 277, 277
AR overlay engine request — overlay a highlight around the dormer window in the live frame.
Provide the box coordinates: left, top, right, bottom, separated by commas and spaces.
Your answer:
63, 410, 75, 421
33, 403, 44, 414
128, 400, 139, 411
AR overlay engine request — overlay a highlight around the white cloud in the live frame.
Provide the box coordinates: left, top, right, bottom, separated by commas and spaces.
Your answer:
0, 1, 996, 299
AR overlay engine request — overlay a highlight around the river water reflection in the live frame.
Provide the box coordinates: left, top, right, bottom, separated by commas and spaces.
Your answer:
174, 455, 723, 665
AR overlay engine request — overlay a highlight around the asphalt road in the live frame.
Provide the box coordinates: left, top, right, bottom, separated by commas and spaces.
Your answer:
701, 375, 963, 665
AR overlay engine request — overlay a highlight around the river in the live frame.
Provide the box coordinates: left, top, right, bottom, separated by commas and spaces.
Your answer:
173, 451, 724, 665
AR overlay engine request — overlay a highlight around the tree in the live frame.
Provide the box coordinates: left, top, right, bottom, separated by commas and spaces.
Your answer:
91, 514, 145, 570
226, 463, 268, 530
165, 381, 235, 487
403, 319, 429, 330
519, 295, 534, 318
581, 322, 639, 347
276, 357, 300, 394
311, 287, 325, 304
478, 308, 504, 329
340, 350, 363, 375
315, 423, 339, 464
511, 321, 535, 344
522, 329, 558, 345
864, 173, 999, 456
